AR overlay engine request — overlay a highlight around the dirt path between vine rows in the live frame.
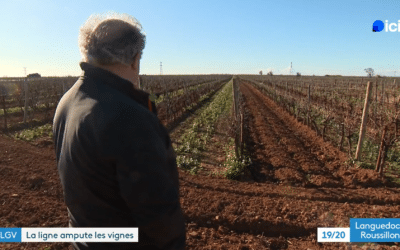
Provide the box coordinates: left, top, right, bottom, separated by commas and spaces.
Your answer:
175, 81, 400, 249
1, 81, 400, 249
240, 81, 391, 189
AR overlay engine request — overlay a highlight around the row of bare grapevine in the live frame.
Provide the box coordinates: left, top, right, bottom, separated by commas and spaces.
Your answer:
0, 78, 76, 130
0, 75, 231, 132
239, 75, 400, 175
157, 78, 229, 127
140, 74, 231, 95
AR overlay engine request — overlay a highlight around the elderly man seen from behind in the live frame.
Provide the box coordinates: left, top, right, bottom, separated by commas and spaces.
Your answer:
53, 12, 186, 250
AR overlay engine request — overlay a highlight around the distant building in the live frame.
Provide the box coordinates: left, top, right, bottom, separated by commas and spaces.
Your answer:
27, 73, 41, 78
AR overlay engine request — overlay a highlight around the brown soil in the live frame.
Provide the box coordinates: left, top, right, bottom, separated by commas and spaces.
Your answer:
0, 133, 70, 250
0, 81, 399, 249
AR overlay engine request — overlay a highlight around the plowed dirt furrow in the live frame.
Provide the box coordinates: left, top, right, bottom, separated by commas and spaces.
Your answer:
178, 169, 400, 249
241, 81, 339, 186
179, 172, 320, 249
0, 134, 69, 250
240, 81, 389, 189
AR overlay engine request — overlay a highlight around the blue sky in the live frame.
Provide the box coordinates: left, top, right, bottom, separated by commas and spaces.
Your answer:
0, 0, 399, 77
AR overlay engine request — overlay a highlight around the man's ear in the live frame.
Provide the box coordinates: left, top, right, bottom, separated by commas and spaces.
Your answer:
131, 52, 141, 71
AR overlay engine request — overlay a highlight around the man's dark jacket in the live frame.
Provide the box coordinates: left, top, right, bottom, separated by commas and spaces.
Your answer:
53, 62, 185, 250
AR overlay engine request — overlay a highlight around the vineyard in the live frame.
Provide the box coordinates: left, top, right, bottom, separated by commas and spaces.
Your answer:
239, 75, 400, 179
0, 75, 231, 132
0, 75, 400, 249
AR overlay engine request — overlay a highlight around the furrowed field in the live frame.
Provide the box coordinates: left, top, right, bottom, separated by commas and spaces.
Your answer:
0, 75, 400, 250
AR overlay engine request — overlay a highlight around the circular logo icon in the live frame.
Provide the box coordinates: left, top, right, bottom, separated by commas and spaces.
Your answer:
373, 20, 384, 32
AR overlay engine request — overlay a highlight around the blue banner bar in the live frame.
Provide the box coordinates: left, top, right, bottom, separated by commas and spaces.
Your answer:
0, 228, 21, 242
350, 218, 400, 242
0, 228, 138, 243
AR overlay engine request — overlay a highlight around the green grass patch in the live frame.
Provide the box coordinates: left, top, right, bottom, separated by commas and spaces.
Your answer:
0, 106, 23, 115
213, 138, 252, 179
0, 103, 54, 116
175, 78, 233, 175
13, 123, 53, 141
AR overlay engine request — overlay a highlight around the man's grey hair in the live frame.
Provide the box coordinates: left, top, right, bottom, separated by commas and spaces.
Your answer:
78, 12, 146, 66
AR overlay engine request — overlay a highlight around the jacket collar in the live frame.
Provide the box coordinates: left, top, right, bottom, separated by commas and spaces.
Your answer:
80, 62, 137, 96
79, 62, 154, 114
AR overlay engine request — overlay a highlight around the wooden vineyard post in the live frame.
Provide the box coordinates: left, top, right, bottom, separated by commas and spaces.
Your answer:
232, 77, 240, 158
235, 79, 239, 119
374, 81, 378, 127
232, 77, 239, 158
381, 80, 385, 105
378, 137, 388, 177
375, 126, 387, 174
232, 78, 236, 118
23, 80, 28, 124
355, 81, 373, 160
396, 102, 399, 139
240, 113, 244, 159
307, 84, 311, 126
1, 93, 7, 132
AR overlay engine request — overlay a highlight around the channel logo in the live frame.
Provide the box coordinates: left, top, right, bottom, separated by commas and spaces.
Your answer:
373, 20, 400, 32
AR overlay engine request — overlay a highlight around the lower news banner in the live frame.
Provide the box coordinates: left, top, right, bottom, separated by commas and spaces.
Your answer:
0, 228, 138, 242
350, 218, 400, 242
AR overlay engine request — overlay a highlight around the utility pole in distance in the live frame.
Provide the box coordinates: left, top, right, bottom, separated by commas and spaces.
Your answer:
160, 62, 163, 75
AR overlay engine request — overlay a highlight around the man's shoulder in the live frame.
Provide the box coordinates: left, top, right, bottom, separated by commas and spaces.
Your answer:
78, 76, 148, 114
58, 74, 161, 141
